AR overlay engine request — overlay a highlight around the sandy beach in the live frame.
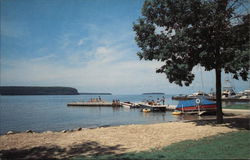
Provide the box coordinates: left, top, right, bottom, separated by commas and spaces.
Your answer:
1, 114, 249, 159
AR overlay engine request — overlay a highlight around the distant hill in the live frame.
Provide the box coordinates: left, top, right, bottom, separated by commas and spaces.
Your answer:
79, 93, 112, 95
0, 86, 79, 95
142, 92, 165, 95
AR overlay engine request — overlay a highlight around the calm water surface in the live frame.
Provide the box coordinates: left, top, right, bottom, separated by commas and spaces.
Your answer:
0, 94, 237, 134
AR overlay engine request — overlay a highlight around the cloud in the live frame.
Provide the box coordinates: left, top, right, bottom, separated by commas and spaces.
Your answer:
1, 42, 171, 94
1, 21, 249, 94
77, 39, 84, 46
2, 51, 249, 94
30, 54, 56, 62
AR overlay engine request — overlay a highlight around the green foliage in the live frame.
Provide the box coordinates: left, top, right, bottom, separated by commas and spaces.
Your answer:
72, 131, 250, 160
133, 0, 249, 86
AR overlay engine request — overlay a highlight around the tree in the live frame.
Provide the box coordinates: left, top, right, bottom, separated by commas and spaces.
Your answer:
133, 0, 249, 123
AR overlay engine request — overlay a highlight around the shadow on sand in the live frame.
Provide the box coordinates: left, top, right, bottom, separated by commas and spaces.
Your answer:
0, 140, 127, 160
185, 115, 250, 130
1, 115, 249, 159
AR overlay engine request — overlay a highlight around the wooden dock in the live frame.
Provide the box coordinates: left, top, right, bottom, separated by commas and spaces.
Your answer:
67, 102, 121, 107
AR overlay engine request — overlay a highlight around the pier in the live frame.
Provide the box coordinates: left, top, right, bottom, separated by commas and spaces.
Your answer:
68, 101, 176, 111
67, 102, 121, 107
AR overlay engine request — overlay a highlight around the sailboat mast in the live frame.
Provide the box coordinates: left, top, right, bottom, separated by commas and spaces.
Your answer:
200, 66, 204, 95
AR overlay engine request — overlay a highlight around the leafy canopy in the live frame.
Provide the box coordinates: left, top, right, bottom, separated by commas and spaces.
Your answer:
133, 0, 249, 86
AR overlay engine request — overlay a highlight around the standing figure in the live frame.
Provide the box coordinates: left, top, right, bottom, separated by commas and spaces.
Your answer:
162, 96, 165, 105
157, 98, 160, 104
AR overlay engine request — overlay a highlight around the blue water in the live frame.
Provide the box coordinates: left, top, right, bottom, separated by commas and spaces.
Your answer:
0, 94, 183, 134
1, 94, 243, 134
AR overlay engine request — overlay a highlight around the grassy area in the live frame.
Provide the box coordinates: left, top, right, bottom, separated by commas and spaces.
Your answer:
72, 131, 250, 160
224, 104, 250, 110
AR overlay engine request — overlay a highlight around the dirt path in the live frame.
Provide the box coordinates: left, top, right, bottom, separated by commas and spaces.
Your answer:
1, 116, 247, 159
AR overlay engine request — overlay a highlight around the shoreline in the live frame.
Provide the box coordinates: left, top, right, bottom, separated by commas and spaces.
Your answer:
0, 116, 215, 136
1, 114, 249, 159
1, 120, 182, 136
2, 109, 249, 136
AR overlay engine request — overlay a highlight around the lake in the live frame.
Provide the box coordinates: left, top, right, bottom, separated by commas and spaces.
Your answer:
0, 94, 238, 134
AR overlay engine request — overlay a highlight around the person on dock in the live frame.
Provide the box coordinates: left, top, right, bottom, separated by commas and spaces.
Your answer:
162, 96, 165, 105
157, 98, 160, 105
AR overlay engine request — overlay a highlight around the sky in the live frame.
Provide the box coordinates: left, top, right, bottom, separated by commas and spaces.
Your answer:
0, 0, 249, 94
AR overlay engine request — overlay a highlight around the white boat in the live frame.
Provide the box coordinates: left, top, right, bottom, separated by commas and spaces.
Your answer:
237, 89, 250, 100
122, 102, 140, 109
187, 91, 209, 98
122, 103, 132, 108
238, 89, 250, 97
222, 79, 236, 98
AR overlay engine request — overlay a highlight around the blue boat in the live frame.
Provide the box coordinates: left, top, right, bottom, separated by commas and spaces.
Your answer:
176, 98, 216, 113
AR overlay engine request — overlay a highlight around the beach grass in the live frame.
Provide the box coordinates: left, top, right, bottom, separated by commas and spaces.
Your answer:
72, 131, 250, 160
224, 104, 250, 110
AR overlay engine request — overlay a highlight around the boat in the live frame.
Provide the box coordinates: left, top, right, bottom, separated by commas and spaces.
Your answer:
242, 89, 250, 96
142, 108, 151, 112
122, 102, 133, 108
188, 91, 209, 98
172, 79, 249, 102
176, 98, 216, 114
172, 91, 210, 100
222, 79, 236, 98
122, 102, 140, 108
139, 102, 168, 112
172, 110, 182, 115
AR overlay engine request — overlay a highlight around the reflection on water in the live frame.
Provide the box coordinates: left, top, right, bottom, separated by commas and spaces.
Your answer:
173, 114, 219, 121
112, 106, 123, 111
0, 94, 180, 134
174, 114, 204, 121
141, 112, 168, 121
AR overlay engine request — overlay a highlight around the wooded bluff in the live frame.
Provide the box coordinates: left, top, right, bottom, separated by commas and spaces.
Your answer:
0, 86, 79, 95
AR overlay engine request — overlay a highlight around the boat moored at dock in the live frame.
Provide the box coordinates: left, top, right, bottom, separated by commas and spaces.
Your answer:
176, 98, 216, 114
121, 102, 140, 108
139, 102, 176, 112
172, 110, 182, 115
172, 94, 250, 102
172, 81, 250, 102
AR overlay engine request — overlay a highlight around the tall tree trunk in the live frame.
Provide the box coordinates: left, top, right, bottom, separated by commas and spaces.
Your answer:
215, 67, 223, 124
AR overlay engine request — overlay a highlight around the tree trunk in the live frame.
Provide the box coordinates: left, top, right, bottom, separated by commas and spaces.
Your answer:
215, 67, 223, 124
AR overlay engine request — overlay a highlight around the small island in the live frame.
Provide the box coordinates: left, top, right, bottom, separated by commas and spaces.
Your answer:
0, 86, 79, 95
142, 92, 165, 95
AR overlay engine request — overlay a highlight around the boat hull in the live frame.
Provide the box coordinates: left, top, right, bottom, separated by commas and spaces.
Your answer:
172, 111, 182, 115
176, 104, 216, 112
